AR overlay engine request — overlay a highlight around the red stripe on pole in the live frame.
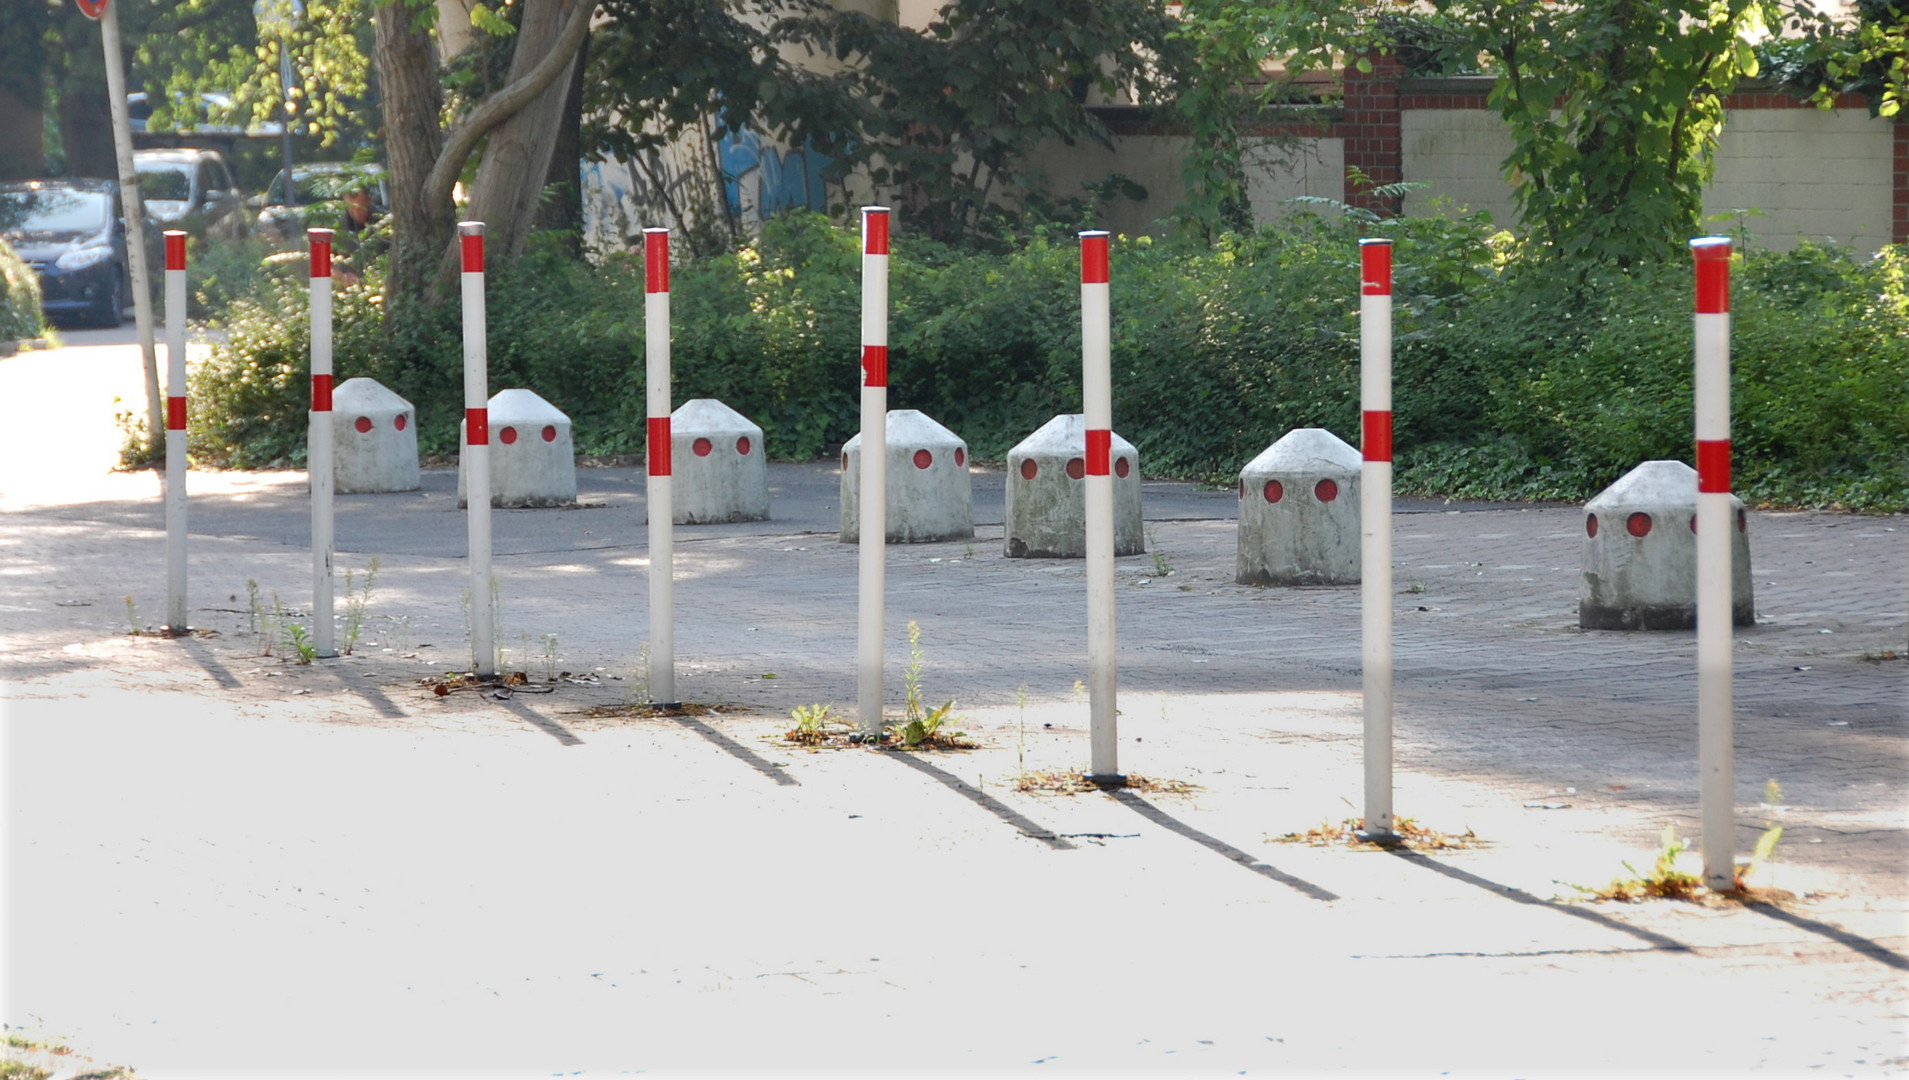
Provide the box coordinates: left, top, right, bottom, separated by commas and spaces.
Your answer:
1363, 410, 1393, 462
1085, 429, 1111, 476
164, 231, 186, 271
645, 229, 669, 293
466, 407, 489, 445
864, 209, 889, 255
461, 233, 485, 274
309, 229, 333, 277
648, 416, 671, 476
1697, 439, 1731, 493
1692, 238, 1731, 314
311, 374, 333, 411
167, 396, 186, 430
1360, 239, 1391, 296
1080, 232, 1109, 284
862, 344, 888, 388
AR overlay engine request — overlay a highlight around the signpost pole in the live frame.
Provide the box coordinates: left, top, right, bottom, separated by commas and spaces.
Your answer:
91, 0, 163, 449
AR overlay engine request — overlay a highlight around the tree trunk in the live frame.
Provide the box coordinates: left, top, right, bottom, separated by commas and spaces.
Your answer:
535, 26, 587, 256
440, 0, 583, 283
374, 0, 449, 317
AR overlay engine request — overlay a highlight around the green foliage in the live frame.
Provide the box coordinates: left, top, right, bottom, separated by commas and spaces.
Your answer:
1457, 0, 1771, 267
0, 237, 46, 344
1396, 243, 1909, 510
1764, 0, 1907, 118
189, 209, 1907, 512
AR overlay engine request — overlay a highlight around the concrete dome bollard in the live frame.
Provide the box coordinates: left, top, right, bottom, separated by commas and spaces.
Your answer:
1580, 459, 1754, 630
1236, 427, 1362, 586
331, 378, 419, 493
457, 388, 577, 508
840, 410, 974, 543
1003, 414, 1143, 558
670, 398, 768, 524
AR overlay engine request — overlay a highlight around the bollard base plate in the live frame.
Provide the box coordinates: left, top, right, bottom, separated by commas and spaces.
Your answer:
1353, 828, 1406, 849
1087, 773, 1128, 790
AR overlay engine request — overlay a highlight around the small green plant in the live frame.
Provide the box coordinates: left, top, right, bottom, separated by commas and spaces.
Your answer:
1150, 547, 1173, 577
899, 620, 963, 747
788, 703, 837, 743
1577, 825, 1703, 901
1016, 682, 1029, 782
123, 595, 141, 635
339, 557, 380, 654
1406, 581, 1428, 595
1737, 779, 1785, 891
246, 579, 262, 637
283, 621, 317, 664
540, 633, 560, 681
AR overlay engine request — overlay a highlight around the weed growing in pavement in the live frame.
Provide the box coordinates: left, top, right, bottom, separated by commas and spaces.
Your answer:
900, 620, 965, 746
1148, 529, 1172, 577
340, 558, 380, 654
252, 588, 288, 657
1406, 581, 1428, 595
787, 703, 838, 744
540, 634, 560, 682
123, 595, 141, 635
1016, 683, 1029, 784
283, 621, 317, 664
1273, 816, 1481, 851
1575, 825, 1703, 901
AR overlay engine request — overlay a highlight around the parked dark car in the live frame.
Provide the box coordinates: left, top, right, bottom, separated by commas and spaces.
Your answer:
0, 179, 134, 327
135, 148, 248, 239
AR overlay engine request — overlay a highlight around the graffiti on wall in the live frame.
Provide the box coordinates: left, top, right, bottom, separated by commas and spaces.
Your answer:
716, 129, 830, 225
580, 122, 835, 255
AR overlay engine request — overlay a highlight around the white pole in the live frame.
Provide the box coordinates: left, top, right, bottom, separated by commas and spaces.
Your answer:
1360, 238, 1394, 838
461, 221, 495, 677
308, 228, 336, 657
857, 207, 890, 737
1692, 236, 1736, 891
645, 228, 677, 705
96, 1, 163, 449
163, 232, 187, 633
1081, 230, 1120, 783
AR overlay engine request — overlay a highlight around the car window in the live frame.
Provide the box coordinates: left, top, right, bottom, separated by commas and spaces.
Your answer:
0, 189, 111, 232
213, 160, 233, 190
138, 166, 192, 201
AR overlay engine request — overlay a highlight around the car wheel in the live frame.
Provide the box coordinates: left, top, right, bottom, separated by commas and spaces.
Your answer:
93, 267, 126, 328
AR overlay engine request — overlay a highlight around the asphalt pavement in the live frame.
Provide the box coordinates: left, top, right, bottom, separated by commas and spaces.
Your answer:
2, 325, 1904, 1078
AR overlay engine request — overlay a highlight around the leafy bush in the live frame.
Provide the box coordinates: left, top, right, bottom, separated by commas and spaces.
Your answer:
185, 210, 1907, 511
0, 237, 46, 344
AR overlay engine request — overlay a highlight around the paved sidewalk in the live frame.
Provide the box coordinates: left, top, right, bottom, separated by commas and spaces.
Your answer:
2, 333, 1905, 1077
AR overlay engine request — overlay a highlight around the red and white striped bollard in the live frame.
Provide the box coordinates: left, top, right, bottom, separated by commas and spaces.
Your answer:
1081, 230, 1120, 782
164, 230, 187, 632
645, 227, 677, 704
1692, 236, 1736, 890
461, 221, 495, 676
309, 228, 336, 657
858, 207, 890, 735
1360, 237, 1394, 837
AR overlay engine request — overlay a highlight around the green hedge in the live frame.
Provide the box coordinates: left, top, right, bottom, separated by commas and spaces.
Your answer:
188, 214, 1909, 511
0, 237, 46, 345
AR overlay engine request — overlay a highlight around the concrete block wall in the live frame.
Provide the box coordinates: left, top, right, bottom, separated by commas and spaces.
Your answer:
1705, 103, 1896, 254
1012, 72, 1904, 253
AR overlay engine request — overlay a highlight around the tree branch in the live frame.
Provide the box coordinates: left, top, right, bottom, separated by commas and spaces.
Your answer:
421, 0, 596, 216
